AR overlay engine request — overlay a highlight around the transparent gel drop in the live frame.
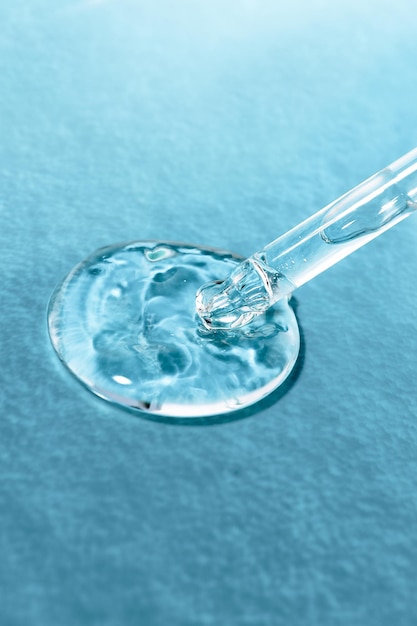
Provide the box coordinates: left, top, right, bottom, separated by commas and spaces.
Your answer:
48, 241, 300, 418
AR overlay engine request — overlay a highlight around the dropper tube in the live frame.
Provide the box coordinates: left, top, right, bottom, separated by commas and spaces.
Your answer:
196, 148, 417, 330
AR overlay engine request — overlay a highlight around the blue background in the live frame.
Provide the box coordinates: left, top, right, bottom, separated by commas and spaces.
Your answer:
1, 1, 417, 624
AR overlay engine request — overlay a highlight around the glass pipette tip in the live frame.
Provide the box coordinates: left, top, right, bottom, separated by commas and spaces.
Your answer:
196, 148, 417, 330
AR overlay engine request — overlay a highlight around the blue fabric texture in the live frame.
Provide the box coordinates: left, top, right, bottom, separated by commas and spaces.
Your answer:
1, 1, 417, 624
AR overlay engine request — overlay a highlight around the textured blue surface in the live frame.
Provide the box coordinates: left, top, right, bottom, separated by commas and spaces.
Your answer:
1, 1, 417, 624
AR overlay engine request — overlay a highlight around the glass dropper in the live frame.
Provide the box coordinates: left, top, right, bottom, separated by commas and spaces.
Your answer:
196, 148, 417, 330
